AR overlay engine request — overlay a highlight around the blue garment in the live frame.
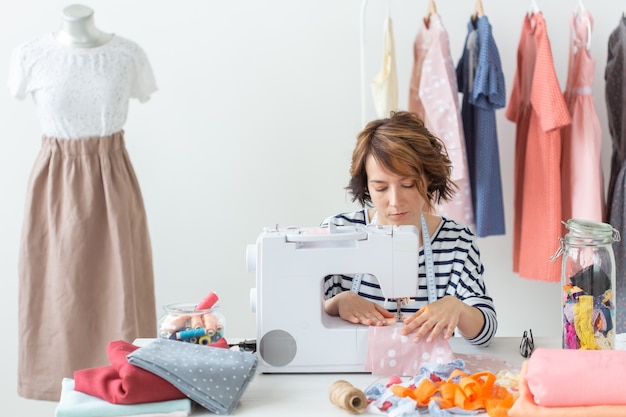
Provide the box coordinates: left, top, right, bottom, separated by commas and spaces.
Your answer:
456, 16, 506, 237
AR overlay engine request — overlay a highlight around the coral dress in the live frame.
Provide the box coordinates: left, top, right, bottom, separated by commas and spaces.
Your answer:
505, 13, 571, 282
408, 14, 473, 227
561, 10, 604, 223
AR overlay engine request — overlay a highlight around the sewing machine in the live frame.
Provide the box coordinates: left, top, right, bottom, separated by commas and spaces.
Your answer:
246, 222, 419, 373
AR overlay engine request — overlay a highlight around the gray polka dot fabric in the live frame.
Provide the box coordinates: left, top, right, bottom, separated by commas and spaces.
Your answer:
127, 338, 258, 415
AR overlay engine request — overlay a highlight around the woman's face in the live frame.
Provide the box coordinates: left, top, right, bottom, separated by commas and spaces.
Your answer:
365, 154, 426, 227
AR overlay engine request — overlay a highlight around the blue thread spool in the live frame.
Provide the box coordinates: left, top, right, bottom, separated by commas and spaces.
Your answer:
176, 327, 206, 341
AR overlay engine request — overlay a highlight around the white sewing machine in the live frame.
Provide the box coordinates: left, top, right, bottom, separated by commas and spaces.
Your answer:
246, 223, 419, 373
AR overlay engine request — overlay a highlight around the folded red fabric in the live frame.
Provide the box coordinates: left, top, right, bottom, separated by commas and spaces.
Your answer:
74, 340, 186, 404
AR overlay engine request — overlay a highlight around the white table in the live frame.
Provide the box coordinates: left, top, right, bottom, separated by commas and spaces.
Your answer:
172, 336, 561, 416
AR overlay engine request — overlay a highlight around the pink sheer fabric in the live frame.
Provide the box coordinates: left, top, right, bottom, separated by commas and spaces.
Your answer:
366, 323, 455, 376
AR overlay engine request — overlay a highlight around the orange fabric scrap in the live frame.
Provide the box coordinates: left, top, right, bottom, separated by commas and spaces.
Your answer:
390, 369, 514, 417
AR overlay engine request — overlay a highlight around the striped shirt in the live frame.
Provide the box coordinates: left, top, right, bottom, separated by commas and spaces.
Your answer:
321, 209, 497, 346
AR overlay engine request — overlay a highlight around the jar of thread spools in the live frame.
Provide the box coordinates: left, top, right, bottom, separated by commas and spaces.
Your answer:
158, 300, 226, 347
553, 219, 620, 350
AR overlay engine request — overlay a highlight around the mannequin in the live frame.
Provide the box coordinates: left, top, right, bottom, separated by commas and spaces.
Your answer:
8, 4, 157, 401
54, 4, 113, 47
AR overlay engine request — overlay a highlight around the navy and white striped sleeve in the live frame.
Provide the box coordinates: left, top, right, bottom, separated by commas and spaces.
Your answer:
440, 220, 497, 346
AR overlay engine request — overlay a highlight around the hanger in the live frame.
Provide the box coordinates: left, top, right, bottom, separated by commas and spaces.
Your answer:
424, 0, 437, 28
575, 0, 585, 14
527, 0, 540, 18
472, 0, 485, 23
574, 0, 591, 50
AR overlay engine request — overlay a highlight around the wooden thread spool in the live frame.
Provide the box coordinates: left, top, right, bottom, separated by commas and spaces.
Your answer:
328, 379, 367, 414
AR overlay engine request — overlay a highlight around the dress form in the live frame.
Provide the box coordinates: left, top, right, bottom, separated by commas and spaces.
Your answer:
54, 4, 113, 47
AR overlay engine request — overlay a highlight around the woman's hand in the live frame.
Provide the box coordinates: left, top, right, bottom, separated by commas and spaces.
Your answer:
324, 291, 395, 326
400, 295, 483, 342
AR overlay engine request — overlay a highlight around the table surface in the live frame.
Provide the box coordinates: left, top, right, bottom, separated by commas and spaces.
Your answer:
153, 336, 561, 416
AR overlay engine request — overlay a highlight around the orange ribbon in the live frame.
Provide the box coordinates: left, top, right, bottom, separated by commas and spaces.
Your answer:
390, 370, 514, 417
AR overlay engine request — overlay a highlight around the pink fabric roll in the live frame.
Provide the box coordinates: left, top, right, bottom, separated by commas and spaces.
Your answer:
509, 361, 626, 417
525, 348, 626, 407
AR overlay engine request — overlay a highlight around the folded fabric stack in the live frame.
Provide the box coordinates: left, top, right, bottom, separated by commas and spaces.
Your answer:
74, 340, 187, 404
57, 339, 258, 416
55, 378, 192, 417
127, 338, 258, 415
509, 348, 626, 416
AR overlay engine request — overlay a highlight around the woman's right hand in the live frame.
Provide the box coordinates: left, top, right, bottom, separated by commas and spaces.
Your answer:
324, 291, 395, 326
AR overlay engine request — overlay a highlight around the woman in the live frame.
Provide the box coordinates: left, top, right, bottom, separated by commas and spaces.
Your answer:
322, 111, 497, 346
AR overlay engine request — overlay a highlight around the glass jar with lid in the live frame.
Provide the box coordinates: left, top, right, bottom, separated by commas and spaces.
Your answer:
158, 301, 226, 346
553, 219, 621, 350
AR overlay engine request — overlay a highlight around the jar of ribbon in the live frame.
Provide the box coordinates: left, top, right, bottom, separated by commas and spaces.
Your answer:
552, 219, 620, 350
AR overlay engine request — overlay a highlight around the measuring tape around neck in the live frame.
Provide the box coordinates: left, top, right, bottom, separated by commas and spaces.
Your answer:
421, 213, 437, 304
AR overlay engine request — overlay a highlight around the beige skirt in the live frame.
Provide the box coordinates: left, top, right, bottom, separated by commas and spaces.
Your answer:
18, 131, 157, 401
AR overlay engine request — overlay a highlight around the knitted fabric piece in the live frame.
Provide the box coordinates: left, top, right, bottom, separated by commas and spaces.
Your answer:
127, 338, 258, 415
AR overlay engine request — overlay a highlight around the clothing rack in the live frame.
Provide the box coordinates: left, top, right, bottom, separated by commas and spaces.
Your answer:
359, 0, 369, 125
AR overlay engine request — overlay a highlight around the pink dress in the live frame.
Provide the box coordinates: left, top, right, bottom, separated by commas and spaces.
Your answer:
408, 14, 473, 226
561, 11, 605, 222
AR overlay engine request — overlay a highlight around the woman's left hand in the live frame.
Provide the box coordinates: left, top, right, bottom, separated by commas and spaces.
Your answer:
399, 295, 463, 342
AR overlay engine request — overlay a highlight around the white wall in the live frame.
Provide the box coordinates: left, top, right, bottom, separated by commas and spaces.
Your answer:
0, 0, 620, 409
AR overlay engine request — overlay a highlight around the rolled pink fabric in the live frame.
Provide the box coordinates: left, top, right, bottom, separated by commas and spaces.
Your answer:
509, 361, 626, 417
525, 348, 626, 407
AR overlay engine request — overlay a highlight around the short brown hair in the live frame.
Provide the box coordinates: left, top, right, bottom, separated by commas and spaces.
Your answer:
346, 111, 456, 212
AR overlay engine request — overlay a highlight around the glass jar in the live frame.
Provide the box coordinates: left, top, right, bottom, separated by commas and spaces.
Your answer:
157, 301, 226, 346
554, 219, 620, 350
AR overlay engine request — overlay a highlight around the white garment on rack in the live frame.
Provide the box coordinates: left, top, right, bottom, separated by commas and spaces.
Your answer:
371, 16, 398, 118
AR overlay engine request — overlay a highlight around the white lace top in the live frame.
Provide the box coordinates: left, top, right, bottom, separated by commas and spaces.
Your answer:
8, 34, 157, 139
